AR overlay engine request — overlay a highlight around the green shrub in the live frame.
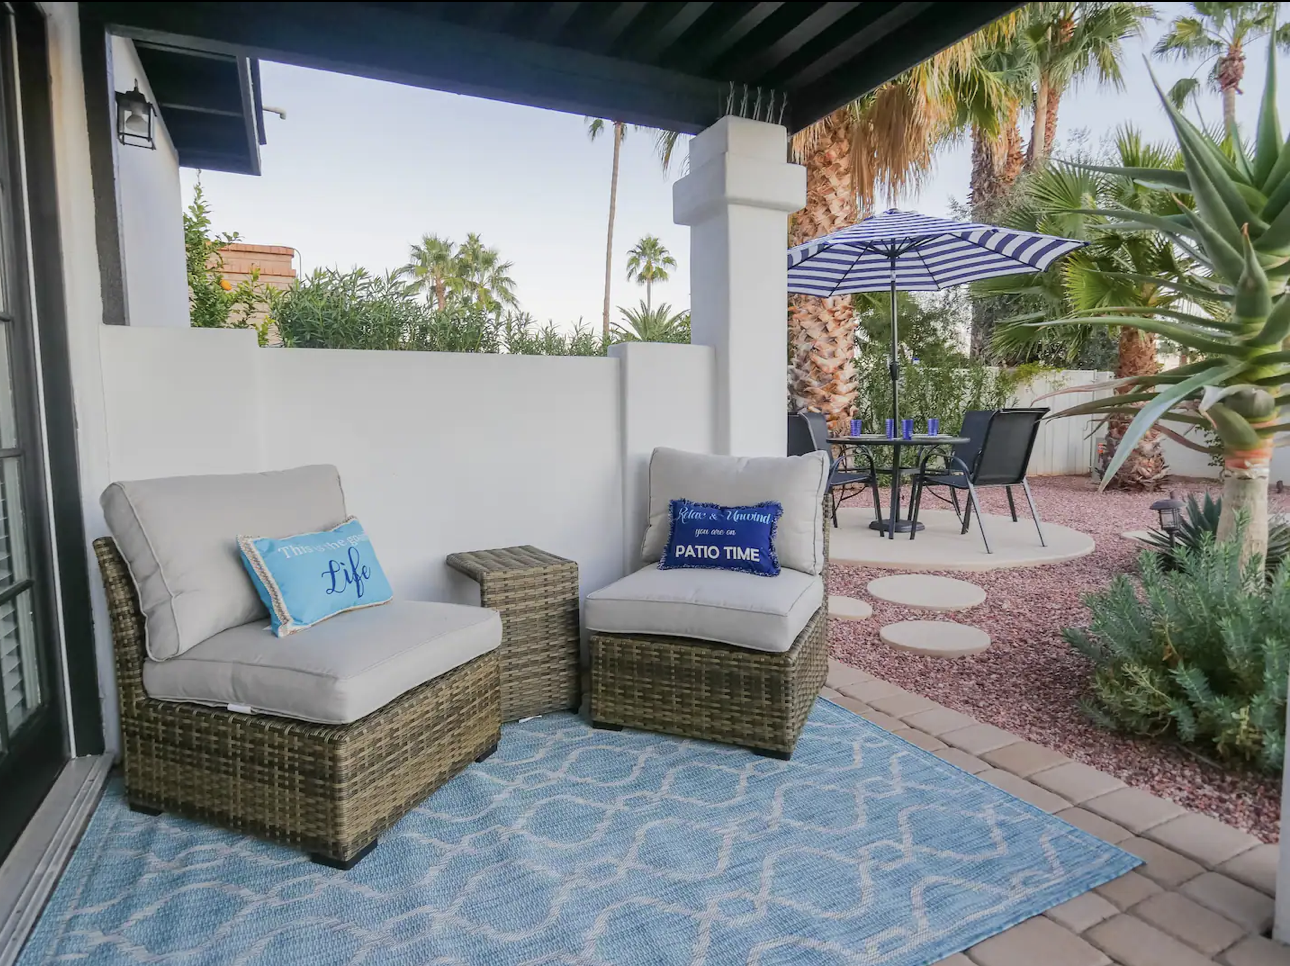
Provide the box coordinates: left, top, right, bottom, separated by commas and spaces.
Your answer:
500, 313, 607, 356
269, 268, 499, 352
184, 183, 266, 338
1141, 493, 1290, 577
851, 353, 1027, 436
1064, 531, 1290, 772
269, 269, 609, 356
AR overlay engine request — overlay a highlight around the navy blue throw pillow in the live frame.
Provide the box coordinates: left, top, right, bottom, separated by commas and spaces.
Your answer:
660, 499, 783, 577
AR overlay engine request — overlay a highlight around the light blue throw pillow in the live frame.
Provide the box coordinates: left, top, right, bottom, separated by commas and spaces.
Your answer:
238, 517, 393, 637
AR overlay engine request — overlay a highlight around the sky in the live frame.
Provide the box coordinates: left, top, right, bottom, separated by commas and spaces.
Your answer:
180, 2, 1283, 330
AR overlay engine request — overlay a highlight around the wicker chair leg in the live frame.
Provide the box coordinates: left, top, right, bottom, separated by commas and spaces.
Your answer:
752, 747, 793, 761
591, 721, 624, 731
474, 742, 499, 763
128, 802, 162, 817
310, 839, 378, 872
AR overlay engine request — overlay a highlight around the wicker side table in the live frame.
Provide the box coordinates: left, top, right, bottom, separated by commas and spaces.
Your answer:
446, 545, 580, 721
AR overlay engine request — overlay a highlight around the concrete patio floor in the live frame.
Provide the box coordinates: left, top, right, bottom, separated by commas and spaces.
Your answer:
822, 658, 1288, 966
829, 507, 1096, 571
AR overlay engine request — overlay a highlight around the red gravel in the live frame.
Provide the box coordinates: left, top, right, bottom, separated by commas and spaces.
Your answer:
830, 475, 1287, 842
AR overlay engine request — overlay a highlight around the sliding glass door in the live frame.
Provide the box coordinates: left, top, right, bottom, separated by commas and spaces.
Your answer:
0, 4, 67, 863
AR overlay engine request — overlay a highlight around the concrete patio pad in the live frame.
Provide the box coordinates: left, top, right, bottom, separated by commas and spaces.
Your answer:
830, 507, 1095, 572
868, 573, 986, 611
880, 619, 991, 657
827, 594, 873, 620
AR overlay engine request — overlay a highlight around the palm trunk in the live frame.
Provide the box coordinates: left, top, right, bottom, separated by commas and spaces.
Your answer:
969, 109, 1024, 358
601, 121, 623, 340
1219, 442, 1270, 567
434, 278, 447, 310
1222, 86, 1238, 129
1104, 328, 1168, 489
789, 110, 859, 435
1027, 76, 1051, 170
1217, 43, 1245, 130
646, 279, 651, 312
1043, 87, 1061, 159
969, 124, 997, 359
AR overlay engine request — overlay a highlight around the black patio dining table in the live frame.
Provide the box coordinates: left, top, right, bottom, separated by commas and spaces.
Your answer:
828, 434, 969, 541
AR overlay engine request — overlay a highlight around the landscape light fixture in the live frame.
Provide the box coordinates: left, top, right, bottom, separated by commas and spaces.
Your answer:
1149, 493, 1185, 544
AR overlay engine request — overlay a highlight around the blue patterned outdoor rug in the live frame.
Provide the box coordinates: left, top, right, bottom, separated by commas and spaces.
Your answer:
19, 699, 1138, 966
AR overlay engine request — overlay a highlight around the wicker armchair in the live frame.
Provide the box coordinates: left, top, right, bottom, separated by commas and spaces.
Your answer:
94, 537, 501, 869
588, 496, 830, 759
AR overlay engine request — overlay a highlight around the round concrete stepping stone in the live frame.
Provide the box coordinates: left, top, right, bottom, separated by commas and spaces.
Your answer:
880, 620, 990, 657
867, 574, 985, 612
828, 594, 872, 621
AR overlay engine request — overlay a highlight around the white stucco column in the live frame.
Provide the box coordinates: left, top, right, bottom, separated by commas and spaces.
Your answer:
674, 117, 805, 457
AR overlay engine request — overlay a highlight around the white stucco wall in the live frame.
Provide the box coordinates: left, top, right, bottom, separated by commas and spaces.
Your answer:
610, 341, 714, 573
93, 326, 716, 744
111, 36, 189, 329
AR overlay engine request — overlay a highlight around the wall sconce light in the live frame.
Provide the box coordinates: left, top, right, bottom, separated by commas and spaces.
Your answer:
115, 82, 155, 150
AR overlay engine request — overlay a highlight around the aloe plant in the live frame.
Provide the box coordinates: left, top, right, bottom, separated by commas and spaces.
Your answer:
1039, 37, 1290, 565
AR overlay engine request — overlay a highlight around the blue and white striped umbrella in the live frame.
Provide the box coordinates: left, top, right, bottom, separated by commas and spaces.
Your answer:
787, 208, 1085, 297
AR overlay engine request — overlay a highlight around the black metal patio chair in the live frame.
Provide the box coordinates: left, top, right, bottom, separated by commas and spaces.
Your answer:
788, 412, 881, 528
908, 408, 1049, 554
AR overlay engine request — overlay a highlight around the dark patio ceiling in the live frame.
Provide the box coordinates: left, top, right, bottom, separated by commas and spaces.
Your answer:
84, 2, 1021, 136
129, 40, 264, 175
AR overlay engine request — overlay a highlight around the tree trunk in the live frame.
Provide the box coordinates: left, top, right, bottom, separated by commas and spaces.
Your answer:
1219, 443, 1270, 569
1104, 328, 1169, 490
1002, 106, 1024, 187
1026, 77, 1051, 170
788, 110, 859, 435
969, 109, 1024, 358
646, 279, 651, 312
434, 278, 447, 311
1217, 42, 1246, 129
1043, 86, 1061, 158
601, 121, 623, 340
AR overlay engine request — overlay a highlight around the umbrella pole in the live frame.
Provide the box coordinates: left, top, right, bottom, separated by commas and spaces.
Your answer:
888, 254, 899, 428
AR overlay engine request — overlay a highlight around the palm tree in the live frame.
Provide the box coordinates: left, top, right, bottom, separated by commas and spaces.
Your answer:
986, 127, 1192, 488
587, 117, 626, 342
625, 235, 676, 310
787, 16, 1024, 431
1153, 2, 1290, 127
1024, 45, 1290, 565
613, 301, 690, 343
1021, 3, 1154, 170
398, 234, 457, 309
453, 233, 518, 312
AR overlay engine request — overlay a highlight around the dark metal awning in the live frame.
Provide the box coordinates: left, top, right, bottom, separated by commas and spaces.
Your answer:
129, 39, 263, 176
85, 2, 1021, 136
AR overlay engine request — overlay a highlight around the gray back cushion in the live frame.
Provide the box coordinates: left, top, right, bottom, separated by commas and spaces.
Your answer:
640, 448, 829, 575
101, 465, 348, 661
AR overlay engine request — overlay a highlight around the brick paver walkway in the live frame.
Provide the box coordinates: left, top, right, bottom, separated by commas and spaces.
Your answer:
823, 659, 1288, 966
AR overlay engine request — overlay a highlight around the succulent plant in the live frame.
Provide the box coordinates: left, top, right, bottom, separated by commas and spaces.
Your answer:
1141, 492, 1290, 575
1040, 37, 1290, 565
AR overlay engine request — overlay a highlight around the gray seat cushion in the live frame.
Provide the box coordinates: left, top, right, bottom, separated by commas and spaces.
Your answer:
584, 566, 824, 653
640, 448, 829, 575
142, 599, 502, 724
101, 465, 349, 661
